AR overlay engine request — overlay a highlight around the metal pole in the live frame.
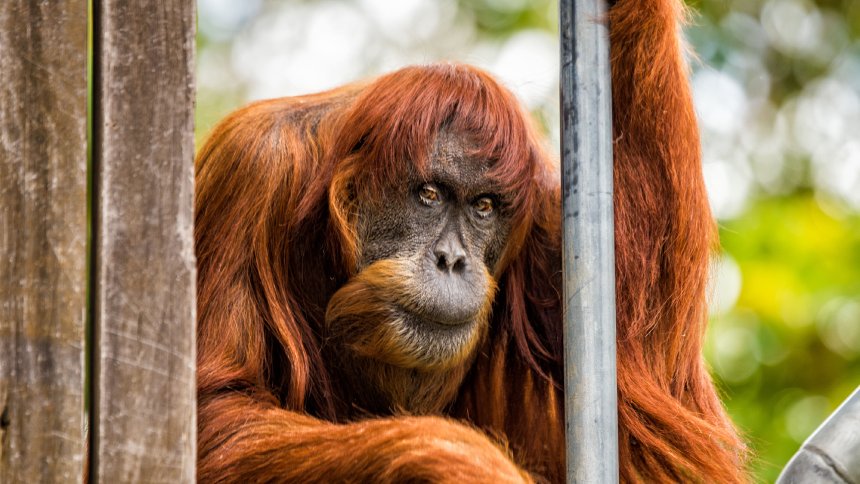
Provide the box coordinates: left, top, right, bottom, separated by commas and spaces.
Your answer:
776, 385, 860, 483
559, 0, 618, 482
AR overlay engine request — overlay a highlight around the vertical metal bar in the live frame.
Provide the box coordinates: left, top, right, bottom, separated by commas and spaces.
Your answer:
559, 0, 618, 482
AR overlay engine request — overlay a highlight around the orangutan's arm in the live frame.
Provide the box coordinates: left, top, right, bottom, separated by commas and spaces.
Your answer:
197, 392, 532, 484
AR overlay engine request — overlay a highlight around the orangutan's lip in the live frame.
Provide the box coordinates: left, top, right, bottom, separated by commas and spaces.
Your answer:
394, 305, 475, 328
422, 315, 473, 327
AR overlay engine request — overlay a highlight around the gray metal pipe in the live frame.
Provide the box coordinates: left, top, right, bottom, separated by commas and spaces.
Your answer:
777, 386, 860, 484
559, 0, 619, 483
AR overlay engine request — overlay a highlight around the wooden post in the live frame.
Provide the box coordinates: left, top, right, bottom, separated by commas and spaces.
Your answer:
90, 1, 196, 482
559, 0, 619, 482
0, 2, 88, 481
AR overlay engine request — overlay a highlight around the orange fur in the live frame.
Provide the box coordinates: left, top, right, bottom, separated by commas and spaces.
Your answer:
195, 1, 747, 482
325, 259, 496, 371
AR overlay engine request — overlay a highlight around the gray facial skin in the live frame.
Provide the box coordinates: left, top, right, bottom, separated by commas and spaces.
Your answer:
322, 130, 514, 415
355, 130, 512, 332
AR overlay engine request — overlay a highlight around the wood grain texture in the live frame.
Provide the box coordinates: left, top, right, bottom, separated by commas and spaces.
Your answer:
0, 1, 88, 482
91, 1, 196, 482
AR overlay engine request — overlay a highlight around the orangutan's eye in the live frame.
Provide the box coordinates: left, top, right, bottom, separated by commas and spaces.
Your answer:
418, 184, 442, 206
473, 196, 495, 218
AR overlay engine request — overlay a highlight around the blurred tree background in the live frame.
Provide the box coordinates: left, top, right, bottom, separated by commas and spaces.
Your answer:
195, 0, 860, 480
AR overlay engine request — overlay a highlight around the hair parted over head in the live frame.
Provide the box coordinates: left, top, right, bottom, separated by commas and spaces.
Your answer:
195, 1, 748, 481
316, 63, 553, 274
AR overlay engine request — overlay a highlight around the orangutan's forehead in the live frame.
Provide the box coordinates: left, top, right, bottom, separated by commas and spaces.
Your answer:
427, 131, 492, 177
408, 130, 499, 197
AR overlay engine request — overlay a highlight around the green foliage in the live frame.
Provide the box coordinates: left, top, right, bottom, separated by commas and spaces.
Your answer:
456, 0, 557, 36
709, 196, 860, 481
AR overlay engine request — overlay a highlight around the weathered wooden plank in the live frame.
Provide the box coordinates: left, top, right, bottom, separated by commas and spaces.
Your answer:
559, 0, 618, 483
0, 1, 88, 482
91, 1, 196, 482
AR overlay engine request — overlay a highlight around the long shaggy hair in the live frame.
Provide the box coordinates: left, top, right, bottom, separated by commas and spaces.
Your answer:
194, 0, 747, 482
